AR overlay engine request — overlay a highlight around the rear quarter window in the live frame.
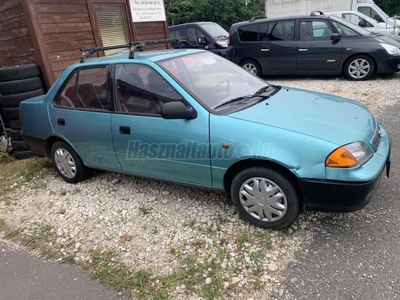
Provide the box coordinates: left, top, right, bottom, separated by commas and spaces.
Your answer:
238, 24, 259, 42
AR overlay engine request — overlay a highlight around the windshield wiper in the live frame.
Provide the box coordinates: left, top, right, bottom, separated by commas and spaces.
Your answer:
213, 85, 280, 110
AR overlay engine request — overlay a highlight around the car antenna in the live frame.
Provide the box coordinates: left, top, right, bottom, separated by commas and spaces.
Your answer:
79, 38, 185, 62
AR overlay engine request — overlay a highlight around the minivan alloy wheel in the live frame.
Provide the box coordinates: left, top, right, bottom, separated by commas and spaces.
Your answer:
344, 55, 375, 81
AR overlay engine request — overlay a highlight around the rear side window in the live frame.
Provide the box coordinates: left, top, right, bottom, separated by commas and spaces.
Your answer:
238, 24, 259, 42
54, 66, 109, 111
169, 29, 182, 38
260, 20, 295, 41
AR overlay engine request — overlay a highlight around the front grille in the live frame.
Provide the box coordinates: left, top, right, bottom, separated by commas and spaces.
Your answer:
371, 126, 381, 150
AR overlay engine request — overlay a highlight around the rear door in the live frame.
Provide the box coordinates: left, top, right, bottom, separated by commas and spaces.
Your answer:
257, 19, 297, 72
296, 19, 343, 72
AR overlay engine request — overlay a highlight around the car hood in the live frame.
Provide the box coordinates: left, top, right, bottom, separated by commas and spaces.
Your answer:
228, 87, 376, 145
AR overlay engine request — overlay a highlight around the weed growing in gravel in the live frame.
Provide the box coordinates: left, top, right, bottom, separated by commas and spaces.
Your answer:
139, 205, 151, 215
237, 233, 251, 250
0, 151, 14, 163
61, 253, 76, 264
59, 207, 66, 215
60, 189, 67, 196
249, 251, 264, 267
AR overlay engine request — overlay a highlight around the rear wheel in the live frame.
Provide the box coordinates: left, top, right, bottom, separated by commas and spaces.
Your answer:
344, 55, 375, 81
51, 142, 88, 183
230, 167, 301, 229
240, 60, 261, 77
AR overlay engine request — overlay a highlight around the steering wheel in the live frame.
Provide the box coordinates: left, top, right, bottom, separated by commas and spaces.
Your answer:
211, 79, 230, 97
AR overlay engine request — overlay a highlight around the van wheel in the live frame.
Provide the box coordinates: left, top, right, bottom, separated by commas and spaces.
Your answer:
230, 167, 301, 229
240, 60, 261, 76
344, 55, 375, 81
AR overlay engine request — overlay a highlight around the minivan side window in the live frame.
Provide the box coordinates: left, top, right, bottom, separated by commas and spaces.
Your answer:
238, 24, 259, 42
186, 27, 204, 45
300, 20, 333, 40
259, 20, 295, 41
331, 21, 361, 37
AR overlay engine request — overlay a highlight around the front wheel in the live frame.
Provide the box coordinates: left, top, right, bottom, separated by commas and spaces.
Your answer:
51, 142, 88, 183
343, 55, 375, 81
240, 60, 261, 77
230, 167, 301, 229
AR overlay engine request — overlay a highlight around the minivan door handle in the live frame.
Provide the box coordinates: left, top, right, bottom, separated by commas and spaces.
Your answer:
119, 126, 130, 135
260, 48, 270, 52
298, 48, 309, 52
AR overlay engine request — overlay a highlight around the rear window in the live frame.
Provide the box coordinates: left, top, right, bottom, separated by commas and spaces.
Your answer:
238, 24, 259, 42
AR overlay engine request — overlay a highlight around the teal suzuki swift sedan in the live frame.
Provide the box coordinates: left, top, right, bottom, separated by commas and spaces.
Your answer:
20, 43, 391, 229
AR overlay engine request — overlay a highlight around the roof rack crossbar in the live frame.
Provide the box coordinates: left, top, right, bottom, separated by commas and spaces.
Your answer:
80, 38, 185, 62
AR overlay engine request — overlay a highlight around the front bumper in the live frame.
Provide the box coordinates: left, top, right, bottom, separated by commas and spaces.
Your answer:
299, 124, 391, 212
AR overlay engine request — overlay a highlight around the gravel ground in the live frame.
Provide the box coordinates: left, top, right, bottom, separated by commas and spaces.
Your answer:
0, 73, 399, 299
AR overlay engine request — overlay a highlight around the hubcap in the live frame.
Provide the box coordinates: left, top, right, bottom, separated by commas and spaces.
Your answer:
54, 148, 76, 179
349, 59, 370, 79
243, 63, 257, 75
239, 177, 287, 222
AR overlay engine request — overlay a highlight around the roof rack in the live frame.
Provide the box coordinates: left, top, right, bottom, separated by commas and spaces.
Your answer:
310, 11, 324, 16
249, 16, 267, 22
79, 37, 185, 63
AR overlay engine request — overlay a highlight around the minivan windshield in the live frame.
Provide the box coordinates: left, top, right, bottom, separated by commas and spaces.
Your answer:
159, 52, 271, 113
199, 23, 229, 39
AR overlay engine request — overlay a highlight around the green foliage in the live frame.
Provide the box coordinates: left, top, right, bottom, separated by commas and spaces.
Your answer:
165, 0, 265, 30
374, 0, 400, 16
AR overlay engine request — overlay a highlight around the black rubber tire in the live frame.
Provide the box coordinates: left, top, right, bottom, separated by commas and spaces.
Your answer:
51, 142, 89, 183
3, 107, 20, 121
0, 77, 43, 95
240, 59, 262, 77
343, 55, 375, 81
8, 129, 22, 141
8, 120, 21, 130
0, 64, 40, 82
11, 140, 30, 151
0, 88, 44, 108
13, 150, 34, 160
230, 167, 301, 229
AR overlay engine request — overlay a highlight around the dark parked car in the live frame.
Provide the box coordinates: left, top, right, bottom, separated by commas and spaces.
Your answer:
227, 13, 400, 80
169, 22, 229, 57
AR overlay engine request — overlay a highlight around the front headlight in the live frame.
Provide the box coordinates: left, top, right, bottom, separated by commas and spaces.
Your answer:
216, 40, 228, 48
380, 43, 400, 55
326, 142, 373, 168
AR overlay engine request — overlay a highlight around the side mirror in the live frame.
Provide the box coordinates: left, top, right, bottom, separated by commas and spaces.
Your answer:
198, 36, 208, 45
358, 19, 367, 27
331, 33, 341, 41
161, 102, 197, 120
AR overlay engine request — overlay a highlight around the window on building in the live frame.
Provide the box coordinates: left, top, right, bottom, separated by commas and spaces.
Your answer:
94, 5, 129, 55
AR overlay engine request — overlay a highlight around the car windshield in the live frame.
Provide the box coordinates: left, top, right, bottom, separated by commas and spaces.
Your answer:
199, 23, 229, 39
159, 52, 270, 113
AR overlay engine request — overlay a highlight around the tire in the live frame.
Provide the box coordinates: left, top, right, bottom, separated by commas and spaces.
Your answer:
8, 129, 22, 141
0, 88, 44, 108
240, 60, 261, 77
13, 150, 34, 160
0, 64, 40, 82
11, 140, 30, 151
343, 55, 375, 81
3, 107, 20, 120
0, 77, 43, 95
230, 167, 301, 229
51, 142, 88, 183
8, 120, 21, 130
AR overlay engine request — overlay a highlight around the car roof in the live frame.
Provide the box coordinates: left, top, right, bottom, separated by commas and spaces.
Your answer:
169, 21, 218, 29
71, 48, 204, 67
231, 14, 333, 27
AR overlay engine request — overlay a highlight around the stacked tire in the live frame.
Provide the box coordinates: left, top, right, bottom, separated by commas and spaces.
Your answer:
0, 64, 45, 159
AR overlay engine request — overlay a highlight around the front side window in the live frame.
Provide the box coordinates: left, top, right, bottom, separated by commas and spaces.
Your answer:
115, 64, 183, 115
186, 27, 204, 45
358, 7, 384, 23
300, 20, 333, 40
54, 66, 109, 111
331, 21, 361, 37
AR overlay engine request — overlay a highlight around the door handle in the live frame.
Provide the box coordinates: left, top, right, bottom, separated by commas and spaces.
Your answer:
119, 126, 130, 135
298, 48, 309, 52
260, 48, 270, 52
57, 118, 65, 126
